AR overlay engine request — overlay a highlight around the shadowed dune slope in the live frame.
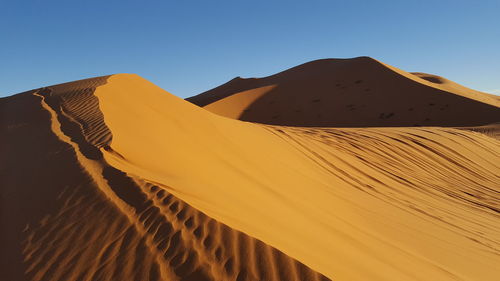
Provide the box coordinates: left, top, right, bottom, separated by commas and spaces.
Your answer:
1, 74, 499, 281
187, 57, 500, 127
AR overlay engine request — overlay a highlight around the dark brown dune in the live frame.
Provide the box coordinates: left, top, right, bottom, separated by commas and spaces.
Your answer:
187, 57, 500, 127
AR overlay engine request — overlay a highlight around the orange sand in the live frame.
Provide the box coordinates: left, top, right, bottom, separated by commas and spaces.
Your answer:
1, 58, 499, 281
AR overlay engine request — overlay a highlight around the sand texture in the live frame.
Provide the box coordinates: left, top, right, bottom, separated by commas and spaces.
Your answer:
1, 58, 500, 281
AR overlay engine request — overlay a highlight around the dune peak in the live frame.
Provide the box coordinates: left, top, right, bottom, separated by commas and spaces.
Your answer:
187, 57, 499, 127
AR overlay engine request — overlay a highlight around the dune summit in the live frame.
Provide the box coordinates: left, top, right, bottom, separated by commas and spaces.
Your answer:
1, 58, 500, 281
187, 57, 500, 127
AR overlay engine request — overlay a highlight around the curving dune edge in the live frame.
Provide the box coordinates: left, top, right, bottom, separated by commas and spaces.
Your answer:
1, 62, 500, 281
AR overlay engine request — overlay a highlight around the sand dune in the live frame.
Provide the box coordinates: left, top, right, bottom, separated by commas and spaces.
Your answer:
1, 66, 499, 281
187, 57, 500, 127
1, 77, 328, 281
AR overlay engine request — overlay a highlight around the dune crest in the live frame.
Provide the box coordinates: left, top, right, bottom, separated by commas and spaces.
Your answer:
187, 57, 500, 127
1, 71, 499, 281
1, 76, 328, 281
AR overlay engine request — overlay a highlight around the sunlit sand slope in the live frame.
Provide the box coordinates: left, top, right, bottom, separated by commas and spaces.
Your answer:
1, 74, 499, 281
1, 77, 328, 281
99, 75, 500, 281
187, 57, 500, 127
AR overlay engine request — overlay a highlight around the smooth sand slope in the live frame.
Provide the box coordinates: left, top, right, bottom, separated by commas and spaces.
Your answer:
187, 57, 500, 127
1, 70, 499, 281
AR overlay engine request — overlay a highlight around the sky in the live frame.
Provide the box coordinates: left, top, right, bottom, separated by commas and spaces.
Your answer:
1, 0, 499, 98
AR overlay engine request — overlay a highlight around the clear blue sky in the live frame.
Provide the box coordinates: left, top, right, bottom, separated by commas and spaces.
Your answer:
1, 0, 499, 98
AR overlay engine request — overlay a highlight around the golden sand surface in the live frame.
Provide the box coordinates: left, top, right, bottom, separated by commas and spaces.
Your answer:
1, 58, 499, 281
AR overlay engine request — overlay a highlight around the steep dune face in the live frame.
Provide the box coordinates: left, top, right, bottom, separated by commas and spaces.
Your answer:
1, 74, 499, 281
1, 77, 328, 281
187, 57, 500, 127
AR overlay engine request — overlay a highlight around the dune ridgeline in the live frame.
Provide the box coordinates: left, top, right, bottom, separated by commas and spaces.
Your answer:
1, 57, 499, 281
